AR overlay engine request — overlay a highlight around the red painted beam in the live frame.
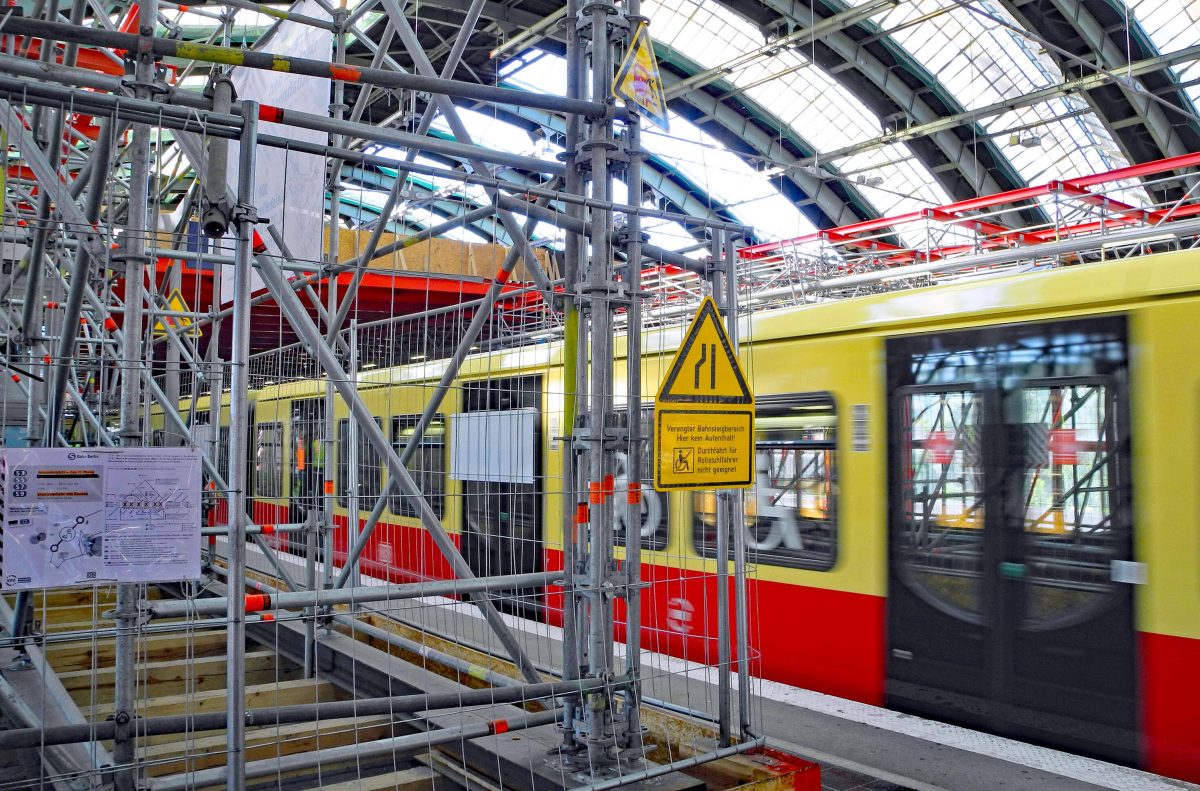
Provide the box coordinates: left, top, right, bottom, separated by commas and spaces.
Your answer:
740, 150, 1200, 262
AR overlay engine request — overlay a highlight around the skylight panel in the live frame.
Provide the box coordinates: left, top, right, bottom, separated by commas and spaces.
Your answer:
861, 0, 1134, 193
501, 49, 818, 247
1127, 0, 1200, 109
639, 0, 957, 231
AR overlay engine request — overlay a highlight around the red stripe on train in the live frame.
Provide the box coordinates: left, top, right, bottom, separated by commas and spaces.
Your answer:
1141, 631, 1200, 783
545, 549, 884, 705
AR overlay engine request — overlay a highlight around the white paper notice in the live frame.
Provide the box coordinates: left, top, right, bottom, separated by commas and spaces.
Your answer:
0, 448, 203, 590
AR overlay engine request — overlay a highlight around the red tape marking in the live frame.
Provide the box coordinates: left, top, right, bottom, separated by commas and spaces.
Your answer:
103, 317, 118, 331
491, 719, 509, 735
627, 482, 641, 505
258, 105, 283, 124
261, 524, 275, 535
588, 482, 603, 505
329, 65, 362, 82
575, 503, 589, 524
244, 594, 270, 613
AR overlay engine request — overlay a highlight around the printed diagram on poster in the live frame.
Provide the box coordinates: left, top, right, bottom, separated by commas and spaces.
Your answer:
613, 22, 670, 131
0, 448, 203, 590
653, 297, 755, 490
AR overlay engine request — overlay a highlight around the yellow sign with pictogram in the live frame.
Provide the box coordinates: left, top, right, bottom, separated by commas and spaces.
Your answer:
152, 289, 201, 338
653, 297, 754, 491
613, 22, 670, 131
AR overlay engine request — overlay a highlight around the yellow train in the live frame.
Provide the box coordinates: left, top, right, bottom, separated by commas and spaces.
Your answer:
170, 249, 1200, 783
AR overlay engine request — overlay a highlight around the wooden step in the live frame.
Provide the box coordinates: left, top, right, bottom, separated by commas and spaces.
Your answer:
41, 616, 197, 635
45, 629, 231, 671
140, 715, 397, 777
317, 766, 437, 791
3, 587, 163, 610
95, 678, 344, 719
58, 651, 288, 706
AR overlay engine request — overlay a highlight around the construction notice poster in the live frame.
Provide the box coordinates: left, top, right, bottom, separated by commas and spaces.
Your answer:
0, 448, 203, 590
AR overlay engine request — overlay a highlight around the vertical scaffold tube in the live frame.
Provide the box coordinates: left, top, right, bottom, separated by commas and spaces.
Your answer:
582, 0, 618, 767
114, 2, 159, 786
226, 99, 259, 791
559, 0, 585, 751
623, 0, 647, 752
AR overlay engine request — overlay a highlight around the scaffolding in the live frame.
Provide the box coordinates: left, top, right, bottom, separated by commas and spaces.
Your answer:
0, 2, 796, 790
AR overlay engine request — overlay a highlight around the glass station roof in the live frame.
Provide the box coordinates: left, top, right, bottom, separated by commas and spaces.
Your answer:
171, 0, 1200, 256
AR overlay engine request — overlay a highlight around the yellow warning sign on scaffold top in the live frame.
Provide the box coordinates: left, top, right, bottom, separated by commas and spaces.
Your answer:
653, 297, 754, 491
152, 288, 201, 338
613, 22, 670, 131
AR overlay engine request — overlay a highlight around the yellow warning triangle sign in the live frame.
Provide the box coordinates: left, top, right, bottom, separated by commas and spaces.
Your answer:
656, 296, 752, 405
152, 288, 200, 338
612, 22, 670, 131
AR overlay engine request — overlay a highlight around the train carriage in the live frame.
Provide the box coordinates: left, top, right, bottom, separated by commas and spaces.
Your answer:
226, 249, 1199, 783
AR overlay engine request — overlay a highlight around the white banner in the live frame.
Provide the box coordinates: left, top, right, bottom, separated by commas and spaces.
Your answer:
0, 448, 203, 589
225, 0, 332, 300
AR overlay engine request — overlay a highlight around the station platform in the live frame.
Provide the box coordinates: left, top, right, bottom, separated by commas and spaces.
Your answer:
759, 687, 1197, 791
230, 542, 1198, 791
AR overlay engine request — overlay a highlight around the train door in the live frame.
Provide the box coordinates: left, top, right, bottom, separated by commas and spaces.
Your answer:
289, 397, 327, 530
453, 376, 543, 616
886, 316, 1138, 764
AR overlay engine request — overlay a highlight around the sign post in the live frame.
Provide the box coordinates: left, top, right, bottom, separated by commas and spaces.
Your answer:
653, 296, 754, 491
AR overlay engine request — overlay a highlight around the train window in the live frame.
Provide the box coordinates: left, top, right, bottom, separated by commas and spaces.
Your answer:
254, 422, 283, 498
614, 408, 668, 551
693, 393, 838, 570
336, 418, 383, 510
389, 415, 446, 519
897, 389, 985, 615
889, 317, 1130, 627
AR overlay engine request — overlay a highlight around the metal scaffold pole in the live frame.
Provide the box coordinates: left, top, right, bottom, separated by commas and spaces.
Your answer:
114, 0, 158, 786
622, 0, 647, 755
226, 99, 260, 791
563, 0, 641, 774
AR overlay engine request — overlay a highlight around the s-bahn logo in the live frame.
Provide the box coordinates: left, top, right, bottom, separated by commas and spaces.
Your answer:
666, 596, 694, 634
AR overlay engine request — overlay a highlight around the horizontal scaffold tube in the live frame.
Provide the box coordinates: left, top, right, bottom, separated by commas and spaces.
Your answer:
147, 709, 563, 791
0, 52, 749, 237
0, 14, 605, 118
199, 522, 306, 537
146, 570, 565, 619
0, 676, 624, 748
0, 74, 560, 175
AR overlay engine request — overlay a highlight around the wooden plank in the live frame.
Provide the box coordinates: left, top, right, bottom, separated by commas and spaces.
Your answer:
141, 715, 396, 777
2, 587, 162, 610
318, 766, 437, 791
44, 629, 230, 671
58, 651, 287, 705
94, 678, 343, 718
42, 616, 193, 634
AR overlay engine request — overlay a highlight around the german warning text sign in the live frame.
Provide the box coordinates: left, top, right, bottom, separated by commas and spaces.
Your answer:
613, 22, 670, 131
653, 297, 754, 491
